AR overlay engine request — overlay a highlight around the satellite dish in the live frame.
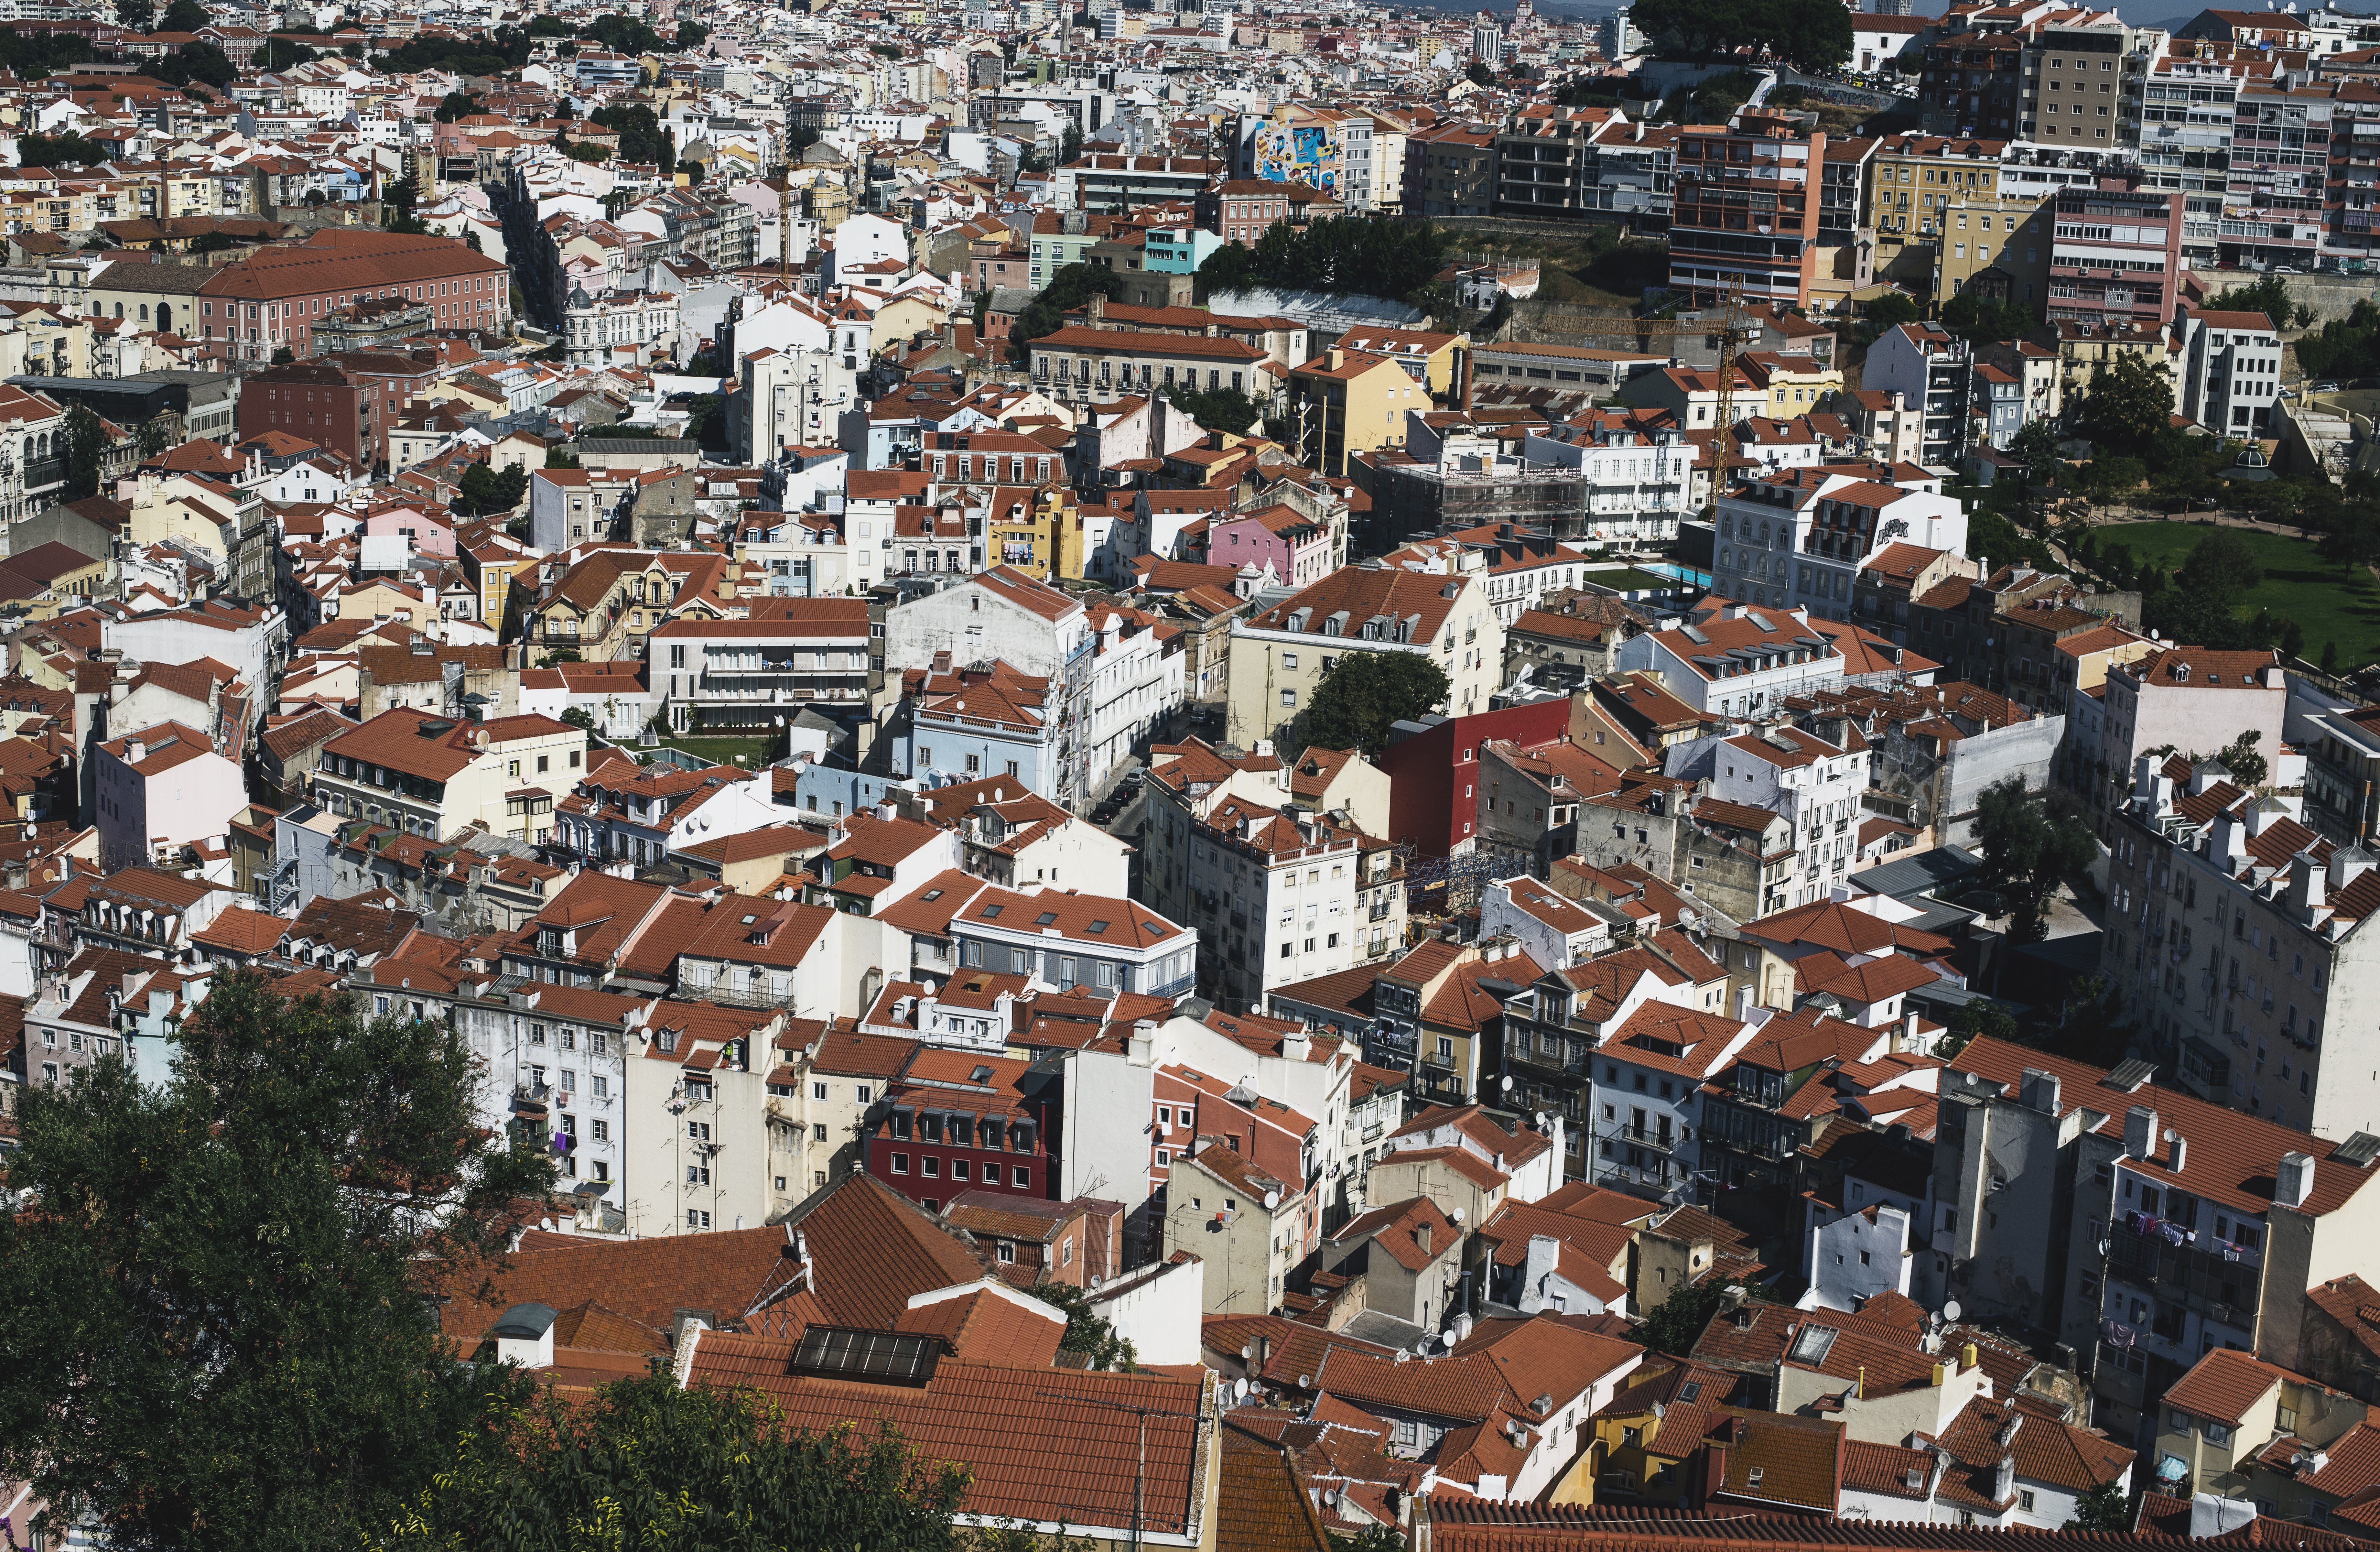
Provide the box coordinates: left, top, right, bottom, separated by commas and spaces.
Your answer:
1298, 1372, 1312, 1387
1943, 1300, 1963, 1323
2163, 1127, 2178, 1143
1242, 1342, 1256, 1360
1500, 1075, 1513, 1091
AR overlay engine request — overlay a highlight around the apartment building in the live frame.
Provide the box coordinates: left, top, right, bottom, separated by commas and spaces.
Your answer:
1492, 102, 1622, 219
622, 999, 785, 1236
1865, 134, 2054, 307
2097, 648, 2287, 795
1407, 120, 1497, 217
1025, 323, 1269, 406
1139, 741, 1407, 1012
2048, 183, 2186, 328
1713, 724, 1869, 908
650, 599, 871, 735
2019, 18, 2156, 153
1927, 1037, 2380, 1451
2224, 79, 2333, 271
1919, 30, 2026, 138
1284, 346, 1435, 478
1865, 321, 1977, 465
2141, 40, 2247, 263
1224, 563, 1504, 751
1612, 600, 1850, 719
312, 707, 586, 845
1714, 462, 1969, 621
1669, 114, 1826, 309
950, 883, 1196, 1001
2175, 308, 2283, 434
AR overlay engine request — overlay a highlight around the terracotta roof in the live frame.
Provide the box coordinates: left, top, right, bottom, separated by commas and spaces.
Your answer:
2161, 1347, 2293, 1427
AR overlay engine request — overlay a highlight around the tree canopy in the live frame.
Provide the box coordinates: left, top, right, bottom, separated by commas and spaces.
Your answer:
591, 102, 675, 172
367, 1376, 970, 1552
2072, 352, 2173, 458
1939, 291, 2039, 346
1027, 1281, 1137, 1370
1635, 1279, 1735, 1356
1008, 262, 1125, 364
579, 11, 666, 53
1973, 777, 2098, 944
16, 132, 106, 168
1628, 0, 1851, 69
457, 461, 529, 517
1302, 652, 1452, 755
1197, 216, 1452, 307
1163, 384, 1263, 437
62, 403, 106, 503
158, 0, 207, 28
151, 39, 237, 88
0, 972, 556, 1551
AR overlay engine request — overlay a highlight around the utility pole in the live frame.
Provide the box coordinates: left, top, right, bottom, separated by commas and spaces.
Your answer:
1037, 1390, 1198, 1552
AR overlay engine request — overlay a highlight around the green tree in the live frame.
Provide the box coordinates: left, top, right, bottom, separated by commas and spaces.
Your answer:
1027, 1281, 1136, 1370
1303, 653, 1452, 755
2072, 352, 2173, 458
158, 0, 206, 26
1940, 291, 2038, 346
2203, 271, 2293, 329
433, 88, 479, 122
1938, 997, 2016, 1060
1465, 58, 1494, 85
676, 19, 708, 46
2010, 418, 2062, 483
870, 41, 903, 57
2065, 1481, 2133, 1533
1009, 262, 1125, 364
2211, 729, 2269, 787
1335, 1528, 1408, 1552
1163, 384, 1263, 436
2174, 528, 2264, 605
578, 11, 663, 53
457, 461, 528, 516
0, 973, 556, 1552
1973, 777, 2098, 944
135, 415, 172, 457
1635, 1280, 1731, 1356
270, 344, 295, 364
366, 1374, 969, 1552
16, 133, 105, 168
152, 38, 236, 88
114, 0, 153, 29
558, 705, 601, 736
61, 402, 106, 502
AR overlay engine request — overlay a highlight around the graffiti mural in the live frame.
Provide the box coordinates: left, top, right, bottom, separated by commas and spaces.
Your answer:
1253, 118, 1340, 193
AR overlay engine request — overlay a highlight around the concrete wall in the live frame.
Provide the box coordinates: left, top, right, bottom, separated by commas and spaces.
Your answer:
1090, 1254, 1205, 1366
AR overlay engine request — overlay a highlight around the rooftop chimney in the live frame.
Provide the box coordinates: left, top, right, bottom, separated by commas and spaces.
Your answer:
2277, 1150, 2315, 1210
2124, 1104, 2158, 1160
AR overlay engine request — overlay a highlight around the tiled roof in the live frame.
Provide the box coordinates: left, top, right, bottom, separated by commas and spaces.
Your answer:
684, 1333, 1209, 1537
2161, 1347, 2292, 1427
782, 1171, 997, 1330
1218, 1420, 1337, 1552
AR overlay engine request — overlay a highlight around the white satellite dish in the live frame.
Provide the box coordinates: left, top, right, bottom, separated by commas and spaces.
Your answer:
1943, 1300, 1963, 1323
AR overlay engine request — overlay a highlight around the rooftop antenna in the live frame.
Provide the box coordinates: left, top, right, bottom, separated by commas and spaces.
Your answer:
1035, 1390, 1198, 1552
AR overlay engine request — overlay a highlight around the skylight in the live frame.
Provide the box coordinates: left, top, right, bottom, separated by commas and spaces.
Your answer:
981, 904, 1002, 918
1786, 1326, 1838, 1365
1087, 919, 1109, 934
1035, 911, 1058, 926
923, 889, 942, 902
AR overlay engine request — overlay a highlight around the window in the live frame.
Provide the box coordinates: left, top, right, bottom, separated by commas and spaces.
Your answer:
2019, 1492, 2036, 1513
1281, 689, 1297, 708
998, 1241, 1016, 1264
814, 1081, 828, 1100
1014, 1166, 1030, 1187
890, 1154, 909, 1174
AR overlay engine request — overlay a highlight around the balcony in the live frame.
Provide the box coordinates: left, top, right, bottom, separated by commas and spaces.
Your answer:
1613, 1124, 1681, 1151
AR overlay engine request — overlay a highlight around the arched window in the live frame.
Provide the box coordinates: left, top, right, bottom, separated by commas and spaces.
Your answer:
157, 304, 170, 331
139, 305, 148, 322
114, 303, 123, 319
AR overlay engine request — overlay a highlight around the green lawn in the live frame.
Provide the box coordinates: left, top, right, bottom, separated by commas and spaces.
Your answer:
649, 734, 782, 769
2098, 521, 2380, 667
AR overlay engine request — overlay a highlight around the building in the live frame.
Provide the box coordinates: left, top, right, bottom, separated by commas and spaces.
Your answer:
1863, 323, 1976, 466
2096, 649, 2286, 800
862, 1048, 1058, 1214
1670, 114, 1826, 309
1224, 563, 1505, 752
2175, 308, 2282, 435
2048, 183, 2187, 328
93, 720, 245, 873
310, 707, 587, 844
1714, 463, 1969, 619
1865, 134, 2053, 308
1918, 31, 2026, 138
881, 568, 1093, 810
1163, 1134, 1309, 1315
1026, 324, 1269, 407
1614, 600, 1850, 719
651, 599, 871, 735
1406, 120, 1498, 218
193, 228, 509, 366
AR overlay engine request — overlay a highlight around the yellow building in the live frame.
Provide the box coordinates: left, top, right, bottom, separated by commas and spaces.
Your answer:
1866, 135, 2053, 309
1285, 346, 1432, 477
1736, 351, 1844, 415
1330, 324, 1467, 400
984, 486, 1084, 583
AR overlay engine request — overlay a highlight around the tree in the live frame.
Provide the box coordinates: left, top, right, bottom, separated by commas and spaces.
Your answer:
1938, 997, 2016, 1060
1465, 58, 1494, 85
463, 226, 481, 255
536, 649, 584, 667
1026, 1281, 1136, 1370
2174, 528, 2264, 605
61, 402, 105, 503
152, 38, 236, 88
457, 461, 527, 517
2203, 271, 2293, 330
557, 705, 601, 737
2010, 418, 2062, 483
433, 88, 479, 122
2211, 729, 2269, 788
1628, 0, 1849, 69
1164, 384, 1262, 436
2066, 1481, 2132, 1534
158, 0, 206, 28
135, 415, 172, 457
1863, 289, 1920, 332
0, 973, 555, 1552
1636, 1280, 1731, 1355
114, 0, 153, 30
676, 19, 708, 46
1940, 291, 2038, 347
16, 133, 105, 168
578, 11, 663, 53
1009, 262, 1125, 364
270, 345, 295, 364
1303, 653, 1452, 755
1973, 777, 2098, 944
367, 1374, 969, 1552
2072, 353, 2173, 458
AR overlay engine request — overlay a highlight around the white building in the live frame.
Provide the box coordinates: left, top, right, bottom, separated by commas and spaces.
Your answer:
1084, 603, 1186, 796
1480, 874, 1611, 970
1521, 423, 1695, 553
1713, 724, 1866, 907
1612, 600, 1849, 720
564, 285, 683, 370
1714, 465, 1966, 622
2175, 308, 2282, 436
93, 720, 246, 873
2097, 647, 2287, 791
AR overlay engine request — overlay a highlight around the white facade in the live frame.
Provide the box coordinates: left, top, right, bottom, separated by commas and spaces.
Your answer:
1714, 471, 1967, 623
2176, 310, 2282, 436
564, 287, 684, 370
1801, 1201, 1914, 1313
1084, 611, 1185, 795
1714, 727, 1866, 906
1521, 424, 1694, 553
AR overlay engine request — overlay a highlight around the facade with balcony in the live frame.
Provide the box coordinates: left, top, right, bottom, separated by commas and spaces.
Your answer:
949, 883, 1196, 1001
1668, 116, 1825, 310
650, 601, 871, 734
2140, 44, 2240, 265
2222, 80, 2330, 271
2048, 187, 2185, 328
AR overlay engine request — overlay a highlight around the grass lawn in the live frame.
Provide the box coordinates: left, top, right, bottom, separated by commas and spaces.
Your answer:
649, 733, 782, 768
2097, 521, 2380, 667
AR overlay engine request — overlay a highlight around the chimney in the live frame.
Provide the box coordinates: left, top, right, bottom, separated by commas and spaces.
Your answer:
2124, 1105, 2158, 1160
2018, 1069, 2061, 1115
2212, 813, 2248, 872
2277, 1150, 2315, 1209
2329, 845, 2375, 896
1087, 292, 1105, 323
1992, 1455, 2016, 1504
2290, 851, 2328, 922
2169, 1132, 2188, 1174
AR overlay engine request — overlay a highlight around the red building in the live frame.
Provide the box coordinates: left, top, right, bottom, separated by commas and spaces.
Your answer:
1377, 700, 1571, 860
861, 1048, 1059, 1214
236, 360, 364, 468
195, 228, 509, 367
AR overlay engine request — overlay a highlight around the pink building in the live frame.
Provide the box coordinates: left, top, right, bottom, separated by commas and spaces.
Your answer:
1206, 503, 1332, 591
363, 501, 456, 558
2048, 179, 2187, 328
